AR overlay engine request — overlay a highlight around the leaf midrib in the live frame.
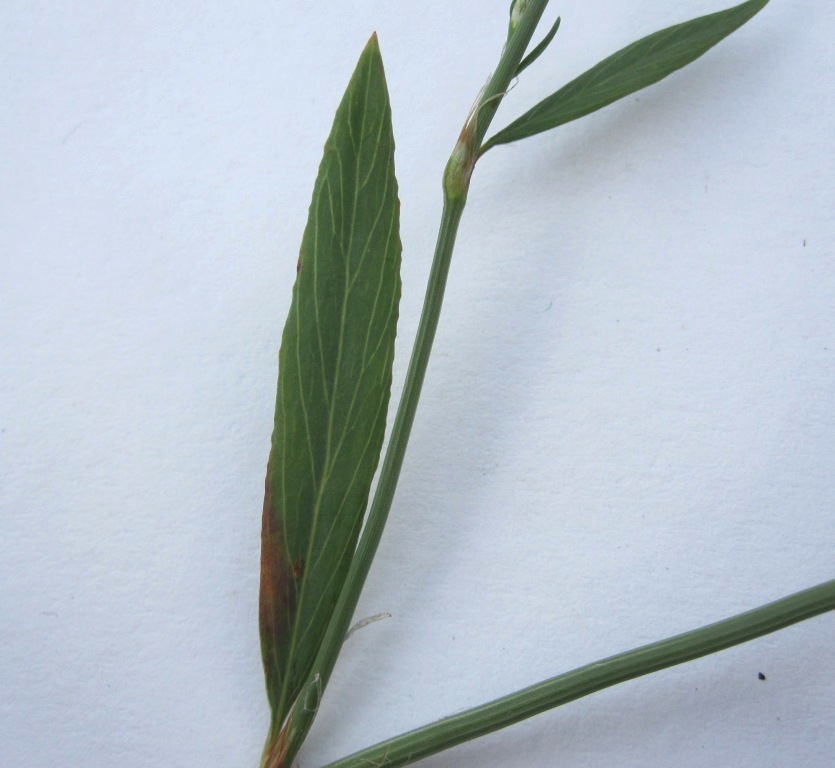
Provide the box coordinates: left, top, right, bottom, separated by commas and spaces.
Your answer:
276, 58, 386, 722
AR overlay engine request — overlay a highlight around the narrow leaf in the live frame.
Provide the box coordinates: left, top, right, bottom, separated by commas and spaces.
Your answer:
484, 0, 768, 150
515, 16, 561, 77
259, 32, 401, 756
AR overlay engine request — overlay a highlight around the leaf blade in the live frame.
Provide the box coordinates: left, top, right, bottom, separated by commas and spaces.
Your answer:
515, 16, 561, 77
484, 0, 768, 150
259, 34, 401, 743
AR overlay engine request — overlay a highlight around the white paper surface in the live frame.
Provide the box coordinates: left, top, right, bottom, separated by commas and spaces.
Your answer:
2, 2, 833, 767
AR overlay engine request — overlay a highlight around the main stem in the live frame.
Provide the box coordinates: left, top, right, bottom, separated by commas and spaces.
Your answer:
321, 578, 835, 768
278, 3, 551, 765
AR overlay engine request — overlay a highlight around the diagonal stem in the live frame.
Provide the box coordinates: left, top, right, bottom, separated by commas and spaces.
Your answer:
320, 578, 835, 768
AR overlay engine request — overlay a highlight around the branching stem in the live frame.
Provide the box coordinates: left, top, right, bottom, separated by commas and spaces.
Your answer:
274, 4, 834, 768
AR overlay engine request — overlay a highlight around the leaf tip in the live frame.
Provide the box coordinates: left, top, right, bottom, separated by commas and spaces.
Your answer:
362, 31, 384, 66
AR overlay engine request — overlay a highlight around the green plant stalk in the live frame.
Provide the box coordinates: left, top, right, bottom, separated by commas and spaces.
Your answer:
321, 578, 835, 768
277, 2, 551, 764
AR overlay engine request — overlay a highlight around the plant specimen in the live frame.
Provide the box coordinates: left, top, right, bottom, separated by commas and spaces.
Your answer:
257, 2, 834, 766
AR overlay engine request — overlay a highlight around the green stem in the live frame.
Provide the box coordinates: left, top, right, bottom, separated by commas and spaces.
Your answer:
322, 578, 835, 768
278, 3, 551, 764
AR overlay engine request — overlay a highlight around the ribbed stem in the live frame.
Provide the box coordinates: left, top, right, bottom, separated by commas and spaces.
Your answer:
321, 578, 835, 768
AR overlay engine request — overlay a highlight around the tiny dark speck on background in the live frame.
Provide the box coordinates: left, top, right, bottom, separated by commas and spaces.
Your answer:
758, 672, 766, 681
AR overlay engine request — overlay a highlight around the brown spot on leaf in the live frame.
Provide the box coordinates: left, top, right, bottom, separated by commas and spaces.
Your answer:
293, 555, 304, 581
259, 460, 297, 665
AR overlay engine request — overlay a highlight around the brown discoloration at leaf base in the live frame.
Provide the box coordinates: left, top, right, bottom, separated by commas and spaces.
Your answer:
259, 460, 297, 712
261, 716, 291, 768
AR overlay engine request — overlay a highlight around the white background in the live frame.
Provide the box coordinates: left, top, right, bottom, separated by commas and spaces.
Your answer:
2, 1, 833, 767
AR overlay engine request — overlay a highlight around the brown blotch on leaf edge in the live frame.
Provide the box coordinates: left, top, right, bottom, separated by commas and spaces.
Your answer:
259, 461, 298, 662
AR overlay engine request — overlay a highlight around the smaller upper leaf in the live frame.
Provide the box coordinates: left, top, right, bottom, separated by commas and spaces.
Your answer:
484, 0, 768, 151
515, 16, 561, 77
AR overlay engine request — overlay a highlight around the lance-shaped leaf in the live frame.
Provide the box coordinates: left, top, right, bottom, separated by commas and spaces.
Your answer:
259, 33, 401, 758
483, 0, 768, 151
